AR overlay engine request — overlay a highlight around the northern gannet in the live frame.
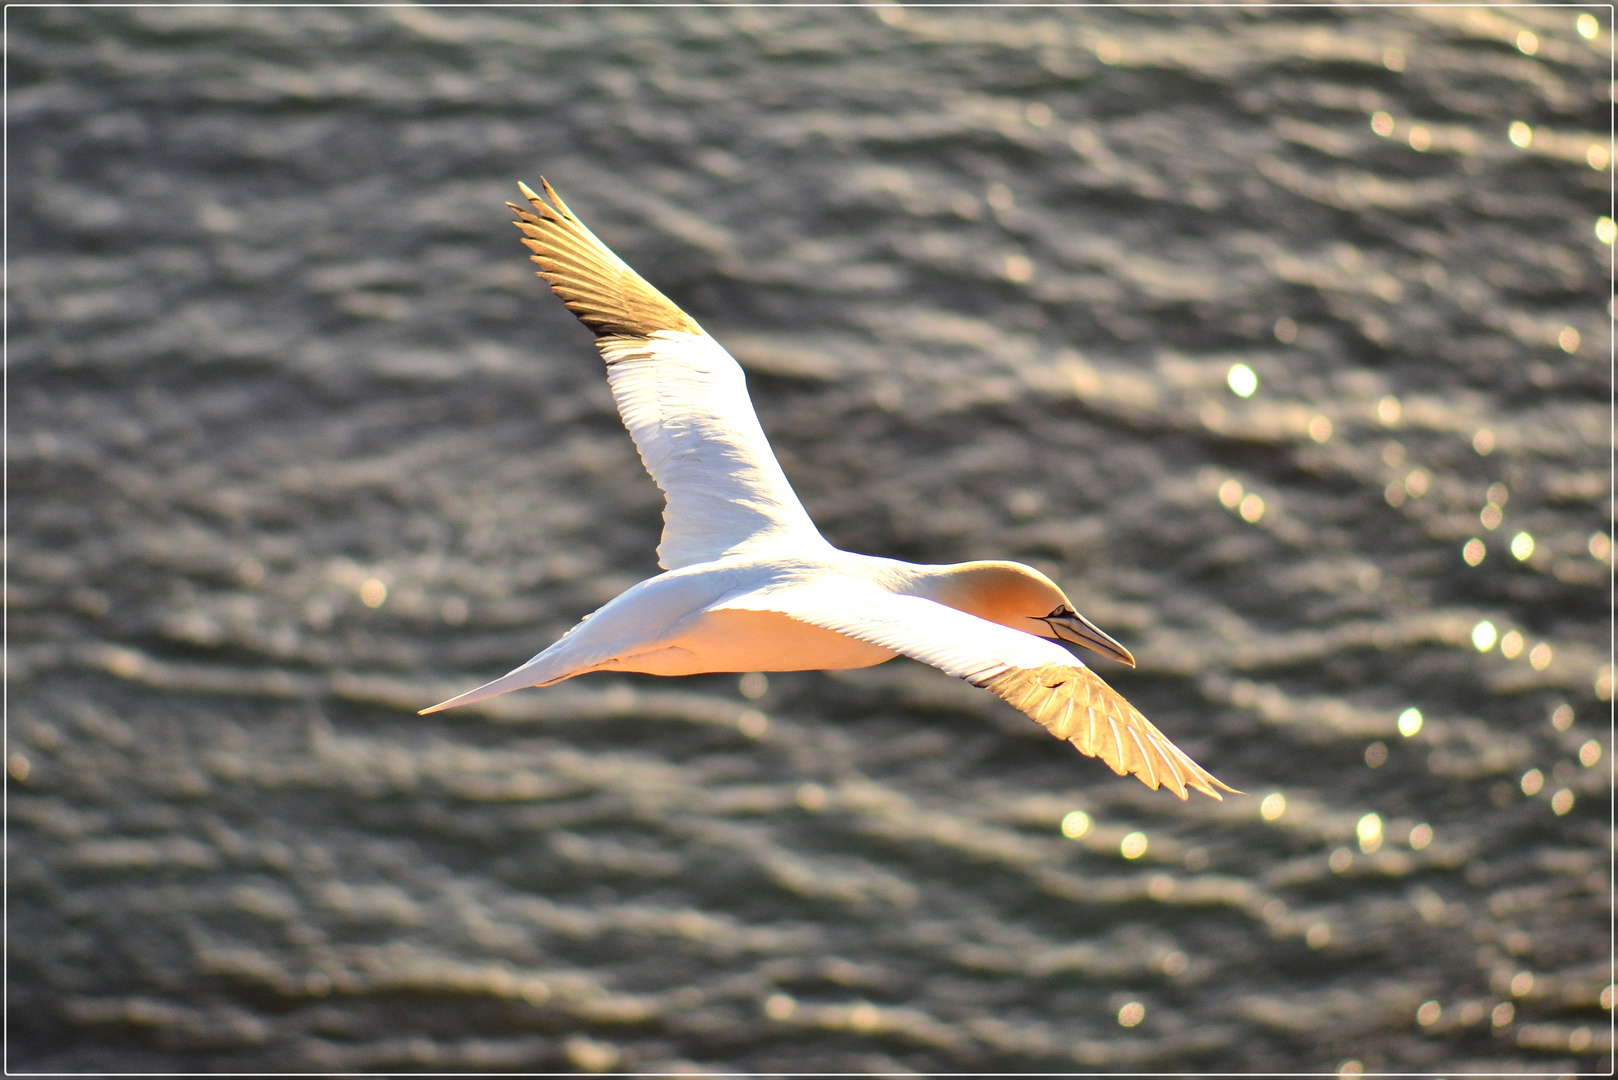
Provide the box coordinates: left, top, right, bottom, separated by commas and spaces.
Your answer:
422, 180, 1237, 800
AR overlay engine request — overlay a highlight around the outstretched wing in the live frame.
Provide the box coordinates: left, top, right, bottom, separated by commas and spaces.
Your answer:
510, 180, 826, 571
717, 585, 1237, 800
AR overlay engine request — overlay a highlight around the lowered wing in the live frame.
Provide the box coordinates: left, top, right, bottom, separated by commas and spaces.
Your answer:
511, 180, 826, 570
717, 584, 1237, 800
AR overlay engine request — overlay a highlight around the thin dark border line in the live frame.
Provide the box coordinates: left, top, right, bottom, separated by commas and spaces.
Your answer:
1, 2, 1616, 7
3, 0, 9, 1074
1608, 0, 1616, 1074
5, 2, 11, 1076
1, 2, 1612, 1077
0, 1075, 1603, 1079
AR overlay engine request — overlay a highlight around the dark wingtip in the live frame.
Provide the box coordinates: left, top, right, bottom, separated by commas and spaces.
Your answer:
507, 176, 702, 339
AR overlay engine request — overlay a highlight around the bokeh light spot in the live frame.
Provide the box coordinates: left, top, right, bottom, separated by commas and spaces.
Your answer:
1500, 630, 1523, 659
359, 578, 387, 608
1356, 813, 1382, 853
1060, 810, 1091, 839
1227, 363, 1258, 397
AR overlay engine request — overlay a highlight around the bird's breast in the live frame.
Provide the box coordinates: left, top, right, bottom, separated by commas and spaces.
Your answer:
613, 607, 897, 676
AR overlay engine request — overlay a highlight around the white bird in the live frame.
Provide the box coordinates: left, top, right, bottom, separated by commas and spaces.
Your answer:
421, 180, 1237, 801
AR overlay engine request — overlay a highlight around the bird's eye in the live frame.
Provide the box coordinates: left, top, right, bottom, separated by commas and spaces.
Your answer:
1045, 605, 1073, 619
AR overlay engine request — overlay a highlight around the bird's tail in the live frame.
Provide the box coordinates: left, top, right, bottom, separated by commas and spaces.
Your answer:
418, 657, 577, 715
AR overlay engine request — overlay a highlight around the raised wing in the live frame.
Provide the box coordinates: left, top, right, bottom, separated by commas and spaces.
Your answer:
718, 585, 1236, 800
510, 180, 827, 570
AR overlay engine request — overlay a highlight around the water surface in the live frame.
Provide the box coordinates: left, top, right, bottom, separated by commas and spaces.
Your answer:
8, 6, 1612, 1072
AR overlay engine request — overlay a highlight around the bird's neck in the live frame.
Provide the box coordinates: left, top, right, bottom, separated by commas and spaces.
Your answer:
908, 561, 1052, 625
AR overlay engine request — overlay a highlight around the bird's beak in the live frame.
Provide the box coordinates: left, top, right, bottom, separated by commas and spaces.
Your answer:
1042, 608, 1136, 668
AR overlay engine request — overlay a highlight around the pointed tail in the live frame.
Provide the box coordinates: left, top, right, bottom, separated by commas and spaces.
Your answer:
418, 662, 568, 715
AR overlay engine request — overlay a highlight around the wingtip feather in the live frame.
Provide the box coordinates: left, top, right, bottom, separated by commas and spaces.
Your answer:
538, 176, 569, 216
987, 662, 1236, 801
508, 177, 702, 339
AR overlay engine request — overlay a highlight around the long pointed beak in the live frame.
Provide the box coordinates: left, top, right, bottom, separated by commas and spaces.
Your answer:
1044, 609, 1136, 668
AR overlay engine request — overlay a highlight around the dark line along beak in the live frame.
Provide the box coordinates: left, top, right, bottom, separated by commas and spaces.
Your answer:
1043, 607, 1136, 668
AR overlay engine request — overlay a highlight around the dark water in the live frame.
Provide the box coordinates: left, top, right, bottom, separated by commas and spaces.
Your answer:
8, 5, 1612, 1073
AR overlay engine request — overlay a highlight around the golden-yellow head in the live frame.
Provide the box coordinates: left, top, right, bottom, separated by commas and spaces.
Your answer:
925, 561, 1135, 667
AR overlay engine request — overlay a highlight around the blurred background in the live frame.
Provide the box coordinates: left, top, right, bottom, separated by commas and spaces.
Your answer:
8, 4, 1612, 1072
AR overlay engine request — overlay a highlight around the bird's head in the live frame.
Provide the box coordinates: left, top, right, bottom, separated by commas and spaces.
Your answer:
926, 560, 1136, 668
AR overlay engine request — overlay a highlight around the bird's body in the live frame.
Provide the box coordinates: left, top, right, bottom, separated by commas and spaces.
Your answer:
467, 552, 902, 687
423, 180, 1237, 801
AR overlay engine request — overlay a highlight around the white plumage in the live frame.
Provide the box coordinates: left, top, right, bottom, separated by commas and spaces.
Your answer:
421, 180, 1237, 801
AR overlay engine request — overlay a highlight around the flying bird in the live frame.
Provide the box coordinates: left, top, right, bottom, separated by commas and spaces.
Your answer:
422, 180, 1236, 801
